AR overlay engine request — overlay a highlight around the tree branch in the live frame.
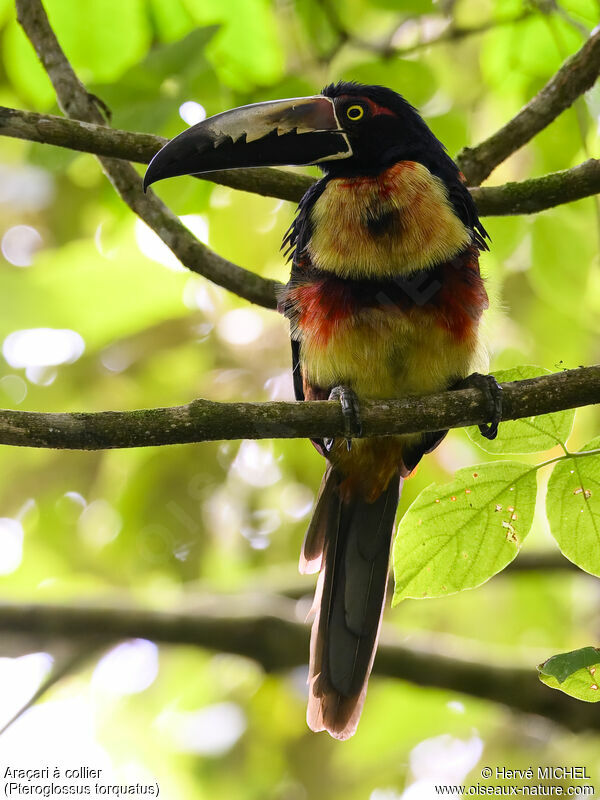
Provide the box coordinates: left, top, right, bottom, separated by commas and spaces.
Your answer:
470, 159, 600, 215
2, 106, 598, 218
14, 0, 280, 310
1, 366, 598, 449
2, 107, 315, 204
457, 27, 600, 185
0, 596, 596, 733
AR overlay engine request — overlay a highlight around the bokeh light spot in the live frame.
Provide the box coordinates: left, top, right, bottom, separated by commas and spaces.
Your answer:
3, 328, 85, 369
92, 640, 159, 695
135, 215, 209, 272
1, 225, 43, 267
0, 653, 53, 728
159, 703, 246, 756
0, 375, 27, 404
0, 518, 24, 574
0, 165, 54, 212
280, 483, 314, 520
218, 308, 264, 346
77, 499, 122, 548
179, 101, 207, 126
231, 441, 281, 487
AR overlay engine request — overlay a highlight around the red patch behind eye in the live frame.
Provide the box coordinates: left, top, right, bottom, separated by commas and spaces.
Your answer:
337, 94, 396, 118
364, 97, 396, 118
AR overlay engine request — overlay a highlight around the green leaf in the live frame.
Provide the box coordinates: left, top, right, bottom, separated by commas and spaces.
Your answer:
344, 59, 436, 108
92, 27, 219, 134
368, 0, 433, 10
561, 0, 600, 27
147, 0, 196, 42
184, 0, 285, 89
3, 0, 150, 108
539, 647, 600, 703
2, 20, 56, 108
392, 461, 537, 604
0, 0, 11, 24
47, 0, 151, 83
467, 365, 575, 454
530, 210, 596, 322
546, 436, 600, 576
0, 222, 190, 350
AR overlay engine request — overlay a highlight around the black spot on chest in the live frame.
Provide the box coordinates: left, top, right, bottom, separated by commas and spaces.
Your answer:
364, 208, 398, 237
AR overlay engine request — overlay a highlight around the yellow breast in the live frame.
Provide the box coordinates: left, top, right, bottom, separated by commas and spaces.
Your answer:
307, 161, 470, 279
301, 306, 481, 497
300, 306, 480, 400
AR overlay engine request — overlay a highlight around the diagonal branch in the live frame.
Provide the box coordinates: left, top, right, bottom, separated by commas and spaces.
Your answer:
457, 27, 600, 185
0, 597, 597, 733
15, 0, 280, 310
2, 106, 599, 218
1, 366, 598, 450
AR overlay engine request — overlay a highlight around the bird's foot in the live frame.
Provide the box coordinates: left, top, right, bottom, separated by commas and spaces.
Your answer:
328, 385, 362, 451
454, 372, 503, 440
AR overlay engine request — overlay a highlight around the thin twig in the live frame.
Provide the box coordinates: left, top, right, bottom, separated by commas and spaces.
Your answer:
457, 27, 600, 185
315, 4, 534, 62
0, 366, 598, 449
392, 10, 535, 58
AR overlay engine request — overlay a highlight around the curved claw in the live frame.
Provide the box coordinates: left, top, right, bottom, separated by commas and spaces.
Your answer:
329, 385, 362, 449
454, 372, 503, 441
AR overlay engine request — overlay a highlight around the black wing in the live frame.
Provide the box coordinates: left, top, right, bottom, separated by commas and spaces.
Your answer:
291, 338, 304, 402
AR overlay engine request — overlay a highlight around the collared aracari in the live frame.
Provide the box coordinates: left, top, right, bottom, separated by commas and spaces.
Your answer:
144, 81, 500, 740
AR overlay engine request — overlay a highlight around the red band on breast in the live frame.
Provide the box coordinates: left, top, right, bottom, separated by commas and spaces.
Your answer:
291, 281, 355, 347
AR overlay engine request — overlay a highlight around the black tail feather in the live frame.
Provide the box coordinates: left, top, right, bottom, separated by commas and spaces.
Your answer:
305, 470, 402, 739
299, 465, 341, 575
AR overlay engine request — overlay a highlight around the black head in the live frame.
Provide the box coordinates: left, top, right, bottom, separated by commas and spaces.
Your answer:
279, 83, 488, 258
319, 81, 451, 178
318, 81, 487, 247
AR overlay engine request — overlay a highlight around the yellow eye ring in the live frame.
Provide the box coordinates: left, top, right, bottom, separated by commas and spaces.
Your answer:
346, 104, 364, 121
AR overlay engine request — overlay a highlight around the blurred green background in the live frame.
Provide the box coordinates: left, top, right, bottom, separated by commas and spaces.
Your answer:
0, 0, 599, 797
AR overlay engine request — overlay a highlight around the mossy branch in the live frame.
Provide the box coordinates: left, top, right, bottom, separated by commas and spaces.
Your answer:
1, 366, 598, 450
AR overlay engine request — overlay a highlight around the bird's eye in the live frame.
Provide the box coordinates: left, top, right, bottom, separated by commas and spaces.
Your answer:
346, 105, 364, 121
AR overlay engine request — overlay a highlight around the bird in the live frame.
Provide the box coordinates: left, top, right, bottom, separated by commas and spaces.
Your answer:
144, 81, 501, 740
